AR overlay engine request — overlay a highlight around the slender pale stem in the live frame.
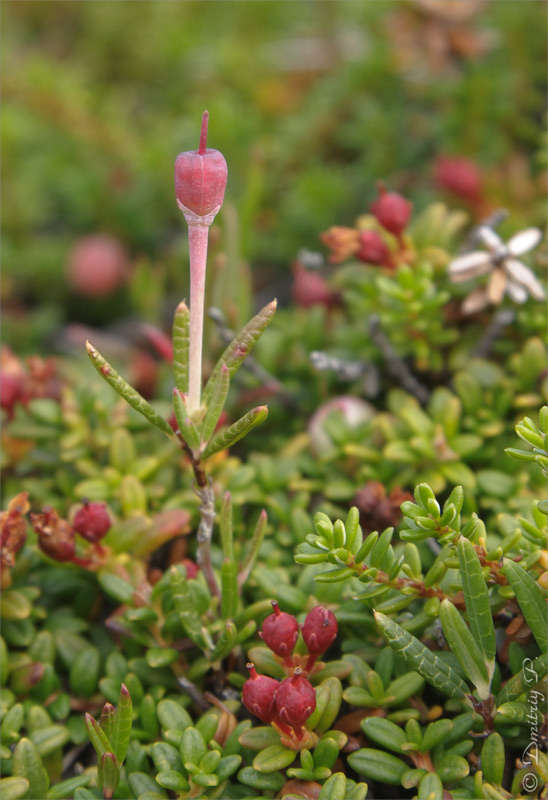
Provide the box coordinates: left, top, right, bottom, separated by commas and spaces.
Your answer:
194, 479, 220, 598
187, 220, 210, 415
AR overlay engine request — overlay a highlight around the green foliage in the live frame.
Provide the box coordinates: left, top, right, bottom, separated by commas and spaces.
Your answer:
1, 5, 547, 797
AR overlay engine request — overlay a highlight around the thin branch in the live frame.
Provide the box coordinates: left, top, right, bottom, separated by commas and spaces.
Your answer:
208, 306, 283, 392
194, 478, 219, 599
472, 309, 515, 358
368, 315, 430, 405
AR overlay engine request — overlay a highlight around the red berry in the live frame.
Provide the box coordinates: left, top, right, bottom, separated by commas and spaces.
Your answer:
291, 265, 337, 309
370, 184, 412, 237
275, 668, 316, 726
0, 371, 24, 415
32, 508, 76, 562
355, 230, 390, 266
434, 156, 483, 203
67, 234, 130, 297
302, 606, 338, 656
242, 663, 279, 724
259, 601, 300, 657
174, 111, 228, 221
73, 502, 111, 543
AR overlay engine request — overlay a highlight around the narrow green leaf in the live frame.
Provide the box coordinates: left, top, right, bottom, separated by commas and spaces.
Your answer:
99, 703, 116, 745
46, 776, 92, 799
0, 777, 30, 800
12, 738, 49, 800
238, 726, 281, 751
370, 528, 394, 569
458, 537, 496, 665
208, 622, 237, 663
374, 611, 469, 700
417, 772, 443, 800
202, 406, 268, 459
98, 752, 120, 799
361, 717, 407, 753
239, 509, 268, 586
252, 743, 296, 773
202, 299, 277, 406
481, 733, 505, 786
180, 727, 206, 768
85, 713, 113, 759
199, 364, 229, 443
237, 766, 285, 791
220, 561, 239, 620
497, 652, 548, 704
172, 301, 190, 394
172, 390, 201, 450
419, 719, 453, 753
348, 747, 407, 785
109, 684, 132, 765
439, 600, 490, 698
29, 725, 70, 757
502, 559, 547, 652
313, 737, 339, 770
220, 492, 234, 561
86, 341, 173, 437
170, 568, 205, 648
318, 772, 347, 800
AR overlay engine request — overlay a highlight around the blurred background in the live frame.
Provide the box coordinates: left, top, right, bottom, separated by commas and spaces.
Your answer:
2, 0, 546, 355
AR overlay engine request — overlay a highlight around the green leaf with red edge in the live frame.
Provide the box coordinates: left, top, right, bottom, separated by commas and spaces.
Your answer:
202, 299, 277, 406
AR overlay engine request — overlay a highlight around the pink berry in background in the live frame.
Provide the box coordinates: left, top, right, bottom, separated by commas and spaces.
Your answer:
73, 502, 111, 543
0, 371, 24, 416
242, 663, 279, 723
275, 668, 316, 726
67, 234, 130, 297
302, 606, 338, 655
291, 264, 339, 309
174, 111, 228, 220
308, 396, 376, 458
434, 156, 483, 203
370, 184, 412, 237
259, 601, 300, 657
356, 230, 390, 266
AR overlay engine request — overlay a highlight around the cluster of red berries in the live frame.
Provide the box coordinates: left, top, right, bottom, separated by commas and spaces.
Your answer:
242, 603, 337, 746
31, 501, 112, 565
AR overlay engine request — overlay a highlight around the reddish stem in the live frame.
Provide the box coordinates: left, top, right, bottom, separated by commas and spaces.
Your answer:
198, 110, 209, 154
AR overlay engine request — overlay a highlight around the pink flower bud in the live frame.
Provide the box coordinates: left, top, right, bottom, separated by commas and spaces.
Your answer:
67, 234, 130, 297
302, 606, 338, 655
355, 230, 390, 266
32, 508, 76, 562
259, 601, 300, 657
275, 668, 316, 726
434, 156, 483, 203
174, 111, 228, 223
242, 663, 279, 723
370, 184, 412, 237
291, 265, 339, 309
73, 502, 112, 543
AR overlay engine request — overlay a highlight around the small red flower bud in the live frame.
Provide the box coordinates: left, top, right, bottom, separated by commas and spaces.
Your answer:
32, 508, 76, 562
275, 668, 316, 726
370, 184, 412, 237
67, 234, 130, 297
73, 502, 111, 543
302, 606, 338, 656
291, 265, 338, 309
259, 601, 300, 657
355, 230, 390, 266
0, 371, 24, 416
181, 558, 200, 580
242, 663, 279, 723
174, 111, 228, 222
434, 156, 483, 203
